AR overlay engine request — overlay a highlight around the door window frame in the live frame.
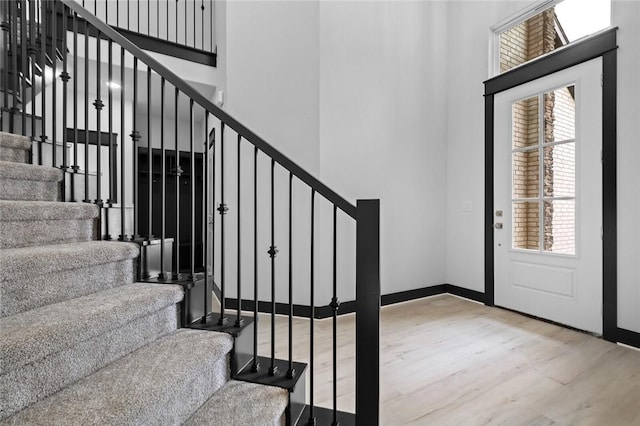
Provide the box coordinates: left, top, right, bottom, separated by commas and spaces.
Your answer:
483, 27, 618, 341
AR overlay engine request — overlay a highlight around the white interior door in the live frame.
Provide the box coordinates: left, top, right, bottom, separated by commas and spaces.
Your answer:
494, 58, 603, 334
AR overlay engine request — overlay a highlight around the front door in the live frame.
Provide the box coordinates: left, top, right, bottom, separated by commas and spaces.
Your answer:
494, 58, 603, 334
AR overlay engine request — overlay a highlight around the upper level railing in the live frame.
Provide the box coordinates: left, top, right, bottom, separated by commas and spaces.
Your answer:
0, 1, 380, 423
79, 0, 216, 54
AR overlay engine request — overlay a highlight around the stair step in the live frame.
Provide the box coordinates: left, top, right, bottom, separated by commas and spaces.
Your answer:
0, 283, 184, 420
2, 329, 234, 425
0, 161, 62, 201
0, 132, 31, 164
0, 241, 139, 317
0, 200, 98, 249
185, 380, 288, 426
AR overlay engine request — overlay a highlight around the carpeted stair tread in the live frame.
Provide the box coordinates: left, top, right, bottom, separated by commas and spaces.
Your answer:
0, 283, 183, 375
0, 200, 98, 221
0, 161, 61, 182
185, 380, 288, 426
0, 305, 179, 420
1, 242, 139, 317
0, 241, 138, 279
3, 329, 234, 426
0, 201, 99, 248
0, 132, 31, 151
0, 161, 62, 201
0, 133, 31, 164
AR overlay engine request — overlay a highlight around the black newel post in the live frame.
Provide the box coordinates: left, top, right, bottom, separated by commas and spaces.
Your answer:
355, 199, 380, 426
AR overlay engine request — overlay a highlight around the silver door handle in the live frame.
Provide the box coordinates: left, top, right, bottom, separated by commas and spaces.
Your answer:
494, 223, 503, 229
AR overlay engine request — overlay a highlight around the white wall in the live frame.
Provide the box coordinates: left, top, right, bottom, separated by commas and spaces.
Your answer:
445, 0, 533, 294
444, 0, 640, 333
319, 1, 449, 296
221, 1, 451, 305
612, 0, 640, 333
225, 0, 320, 175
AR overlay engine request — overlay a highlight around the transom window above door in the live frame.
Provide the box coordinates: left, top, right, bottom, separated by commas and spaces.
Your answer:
511, 85, 577, 255
492, 0, 611, 76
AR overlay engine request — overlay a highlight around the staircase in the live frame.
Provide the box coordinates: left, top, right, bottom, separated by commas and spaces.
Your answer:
0, 130, 288, 424
1, 0, 381, 424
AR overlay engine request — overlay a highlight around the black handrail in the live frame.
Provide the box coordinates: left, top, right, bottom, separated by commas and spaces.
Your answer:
60, 0, 357, 219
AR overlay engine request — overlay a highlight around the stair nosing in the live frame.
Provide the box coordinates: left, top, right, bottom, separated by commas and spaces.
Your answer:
0, 161, 63, 182
0, 241, 139, 279
0, 132, 32, 151
0, 200, 99, 221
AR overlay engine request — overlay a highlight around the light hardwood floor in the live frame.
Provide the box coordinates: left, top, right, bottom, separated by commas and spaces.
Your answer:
220, 294, 640, 425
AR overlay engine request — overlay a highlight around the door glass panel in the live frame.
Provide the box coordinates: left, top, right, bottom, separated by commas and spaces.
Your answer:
512, 96, 539, 149
543, 143, 575, 197
544, 86, 575, 143
513, 149, 539, 198
543, 200, 576, 255
513, 201, 540, 251
511, 85, 577, 255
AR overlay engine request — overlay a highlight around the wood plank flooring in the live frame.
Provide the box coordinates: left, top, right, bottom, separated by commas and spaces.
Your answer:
222, 294, 640, 425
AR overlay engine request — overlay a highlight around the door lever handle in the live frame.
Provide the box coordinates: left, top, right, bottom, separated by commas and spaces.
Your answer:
494, 223, 503, 229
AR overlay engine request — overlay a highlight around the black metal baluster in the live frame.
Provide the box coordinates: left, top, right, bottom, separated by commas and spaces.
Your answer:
308, 189, 316, 425
331, 204, 339, 426
184, 0, 186, 46
175, 0, 178, 45
20, 0, 27, 135
200, 0, 204, 50
172, 88, 181, 278
71, 12, 78, 198
210, 0, 213, 52
251, 145, 260, 372
94, 32, 103, 209
30, 1, 37, 159
217, 121, 227, 324
50, 0, 56, 168
131, 57, 140, 238
287, 172, 295, 379
166, 0, 169, 42
159, 77, 166, 279
146, 65, 152, 239
105, 39, 114, 240
10, 0, 18, 133
268, 158, 278, 376
147, 0, 149, 38
2, 1, 8, 132
137, 0, 139, 33
108, 39, 114, 208
157, 0, 159, 39
192, 0, 195, 49
39, 0, 47, 165
117, 0, 119, 28
127, 0, 130, 30
60, 1, 69, 200
235, 133, 243, 327
210, 126, 215, 295
119, 47, 126, 241
189, 98, 195, 279
83, 21, 89, 202
202, 111, 210, 320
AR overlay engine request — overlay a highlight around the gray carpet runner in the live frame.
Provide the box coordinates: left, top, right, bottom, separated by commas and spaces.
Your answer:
0, 131, 287, 425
